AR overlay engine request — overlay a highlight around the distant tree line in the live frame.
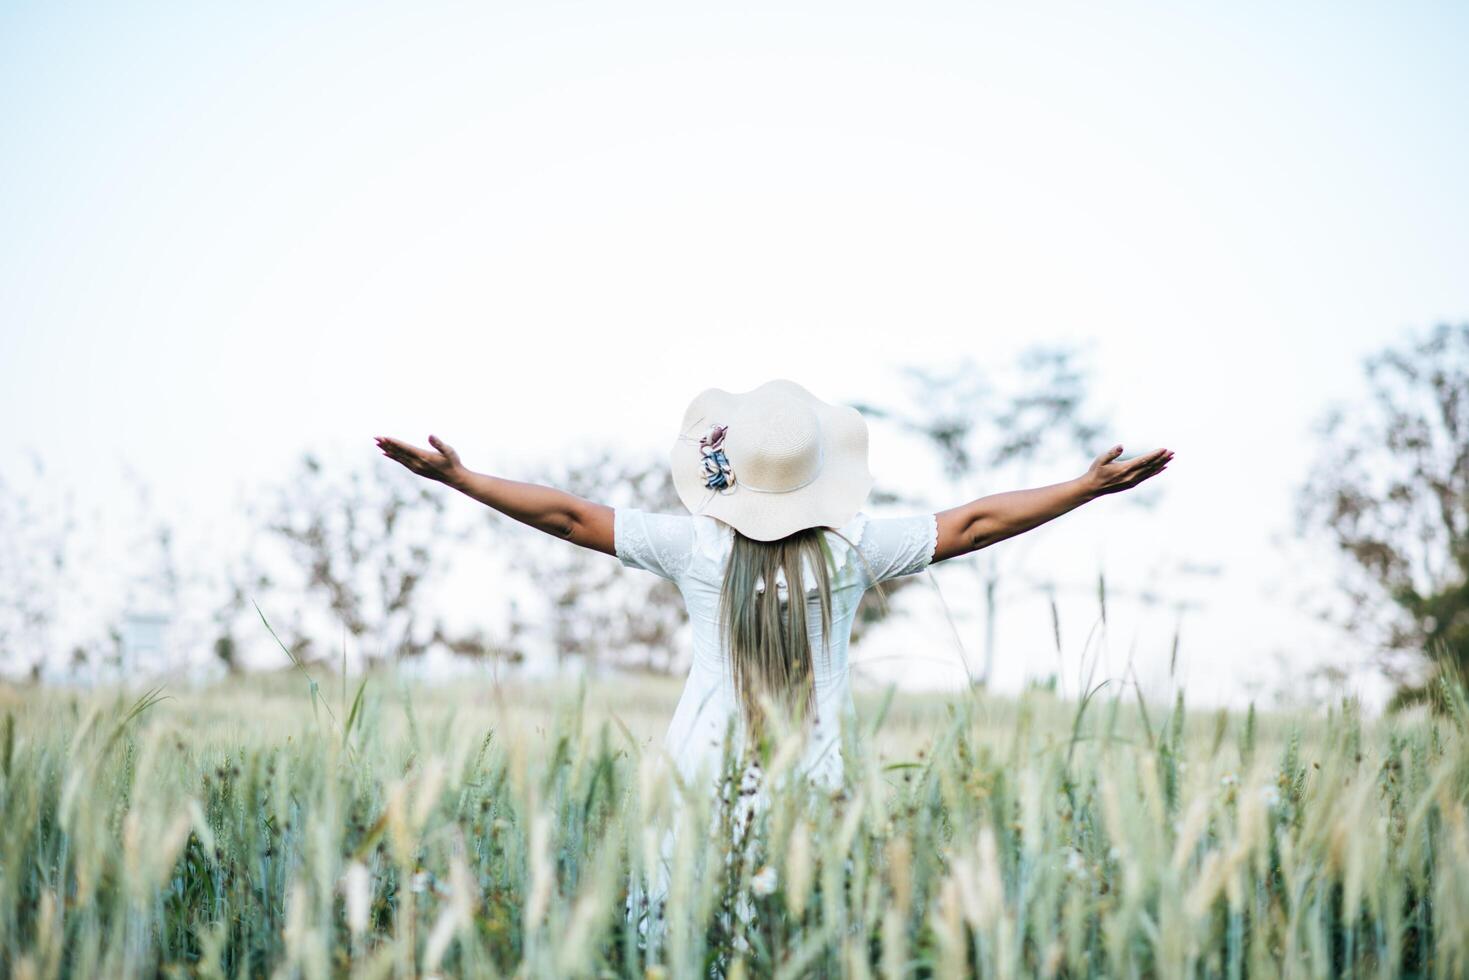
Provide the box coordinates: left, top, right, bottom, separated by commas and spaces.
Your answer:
42, 337, 1463, 701
0, 345, 1199, 686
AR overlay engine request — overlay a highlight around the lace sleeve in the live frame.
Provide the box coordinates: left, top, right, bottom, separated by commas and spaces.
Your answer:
613, 508, 695, 582
855, 513, 939, 587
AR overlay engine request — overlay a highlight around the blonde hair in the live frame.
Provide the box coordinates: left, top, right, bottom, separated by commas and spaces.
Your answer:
718, 525, 881, 740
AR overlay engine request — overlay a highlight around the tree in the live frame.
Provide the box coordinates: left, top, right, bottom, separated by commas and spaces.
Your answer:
1297, 323, 1469, 708
857, 345, 1120, 686
227, 448, 505, 667
497, 449, 688, 673
0, 452, 76, 679
0, 453, 186, 683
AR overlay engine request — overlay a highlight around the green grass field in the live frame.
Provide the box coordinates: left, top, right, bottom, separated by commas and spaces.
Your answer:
2, 670, 1468, 978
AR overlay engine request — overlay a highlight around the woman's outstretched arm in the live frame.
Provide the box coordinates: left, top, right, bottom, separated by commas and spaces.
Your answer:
931, 445, 1174, 564
374, 435, 616, 555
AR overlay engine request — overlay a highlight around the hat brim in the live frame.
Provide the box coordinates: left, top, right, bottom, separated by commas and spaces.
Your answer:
669, 380, 874, 541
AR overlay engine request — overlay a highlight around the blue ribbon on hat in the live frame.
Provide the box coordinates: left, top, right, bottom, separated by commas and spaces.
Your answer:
699, 424, 735, 493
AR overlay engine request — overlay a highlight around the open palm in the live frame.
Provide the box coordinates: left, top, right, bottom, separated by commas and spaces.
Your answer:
1085, 445, 1174, 496
374, 434, 465, 484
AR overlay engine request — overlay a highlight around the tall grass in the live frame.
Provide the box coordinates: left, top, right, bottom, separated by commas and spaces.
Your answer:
1, 669, 1467, 978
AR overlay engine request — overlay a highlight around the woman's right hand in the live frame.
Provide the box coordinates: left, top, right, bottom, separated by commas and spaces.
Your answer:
1082, 445, 1174, 497
375, 434, 467, 486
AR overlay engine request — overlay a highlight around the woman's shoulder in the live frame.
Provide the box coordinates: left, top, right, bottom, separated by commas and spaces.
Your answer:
613, 507, 697, 580
690, 513, 733, 566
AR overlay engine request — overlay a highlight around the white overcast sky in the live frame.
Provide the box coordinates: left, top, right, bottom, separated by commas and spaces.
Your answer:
3, 0, 1466, 707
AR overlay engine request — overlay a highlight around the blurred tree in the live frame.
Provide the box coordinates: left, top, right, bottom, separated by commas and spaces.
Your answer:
0, 452, 75, 679
0, 453, 192, 682
498, 449, 687, 674
234, 449, 506, 666
856, 345, 1115, 687
1297, 323, 1469, 710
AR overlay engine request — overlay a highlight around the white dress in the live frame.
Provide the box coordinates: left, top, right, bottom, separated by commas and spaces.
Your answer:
613, 508, 939, 793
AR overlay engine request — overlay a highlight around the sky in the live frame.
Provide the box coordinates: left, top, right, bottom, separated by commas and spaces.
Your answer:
2, 0, 1467, 708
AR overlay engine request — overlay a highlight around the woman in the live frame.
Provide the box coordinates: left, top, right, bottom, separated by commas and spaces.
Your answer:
375, 378, 1172, 793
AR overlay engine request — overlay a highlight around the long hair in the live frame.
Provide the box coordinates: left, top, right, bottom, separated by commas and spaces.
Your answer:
718, 525, 877, 739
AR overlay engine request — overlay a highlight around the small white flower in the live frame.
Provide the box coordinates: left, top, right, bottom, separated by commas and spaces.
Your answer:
750, 865, 778, 896
1220, 773, 1239, 788
1260, 785, 1281, 808
1064, 848, 1088, 877
1107, 846, 1122, 861
411, 870, 432, 894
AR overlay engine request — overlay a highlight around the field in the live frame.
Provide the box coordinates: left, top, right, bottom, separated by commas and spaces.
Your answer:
2, 669, 1469, 979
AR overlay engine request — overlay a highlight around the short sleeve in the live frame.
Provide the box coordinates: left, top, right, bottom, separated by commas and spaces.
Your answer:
614, 508, 696, 582
853, 513, 939, 587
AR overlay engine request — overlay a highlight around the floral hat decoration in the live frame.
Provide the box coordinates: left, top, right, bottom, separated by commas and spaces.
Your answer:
670, 379, 874, 541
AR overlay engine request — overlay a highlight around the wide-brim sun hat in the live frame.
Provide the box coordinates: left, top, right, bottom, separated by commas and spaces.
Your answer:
670, 379, 874, 541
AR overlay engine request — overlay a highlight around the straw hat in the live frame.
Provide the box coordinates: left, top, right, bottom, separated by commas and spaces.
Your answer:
670, 379, 874, 541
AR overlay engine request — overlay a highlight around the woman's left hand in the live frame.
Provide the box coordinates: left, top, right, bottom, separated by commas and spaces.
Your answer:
375, 434, 467, 485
